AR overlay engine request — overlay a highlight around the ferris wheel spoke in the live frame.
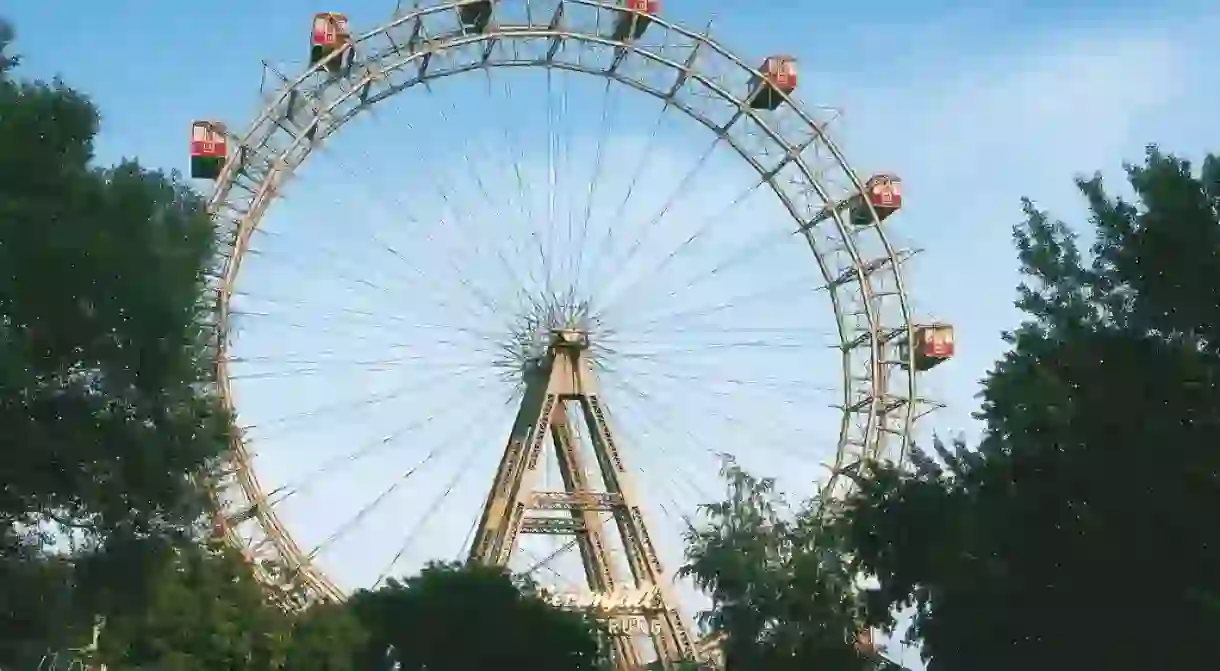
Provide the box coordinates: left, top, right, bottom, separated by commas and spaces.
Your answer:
307, 139, 524, 327
604, 272, 829, 334
597, 223, 810, 324
238, 244, 442, 314
536, 66, 560, 298
593, 327, 838, 357
261, 168, 489, 312
230, 319, 500, 357
523, 538, 581, 577
541, 63, 587, 305
609, 401, 715, 513
601, 330, 833, 351
300, 400, 494, 565
258, 383, 494, 516
598, 391, 722, 512
570, 76, 619, 302
229, 364, 442, 384
606, 325, 834, 339
603, 340, 812, 359
600, 363, 838, 403
229, 339, 499, 367
554, 63, 592, 306
229, 313, 500, 345
600, 361, 829, 448
553, 66, 576, 294
227, 307, 420, 343
231, 289, 503, 340
229, 353, 492, 376
250, 203, 510, 332
325, 85, 527, 285
590, 177, 768, 319
518, 545, 582, 589
605, 371, 839, 446
483, 69, 549, 297
579, 95, 671, 298
589, 135, 723, 306
603, 350, 842, 416
229, 349, 498, 372
237, 239, 514, 338
416, 85, 540, 307
239, 365, 496, 438
601, 369, 830, 476
230, 308, 503, 352
373, 431, 493, 587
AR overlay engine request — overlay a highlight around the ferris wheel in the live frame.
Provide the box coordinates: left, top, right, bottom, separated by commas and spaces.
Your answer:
193, 0, 954, 666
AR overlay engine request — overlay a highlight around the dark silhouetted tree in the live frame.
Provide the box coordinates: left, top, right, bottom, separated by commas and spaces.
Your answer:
839, 146, 1220, 670
94, 546, 292, 670
345, 561, 605, 671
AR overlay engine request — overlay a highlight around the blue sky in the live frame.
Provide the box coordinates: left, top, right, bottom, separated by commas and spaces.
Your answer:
8, 0, 1218, 664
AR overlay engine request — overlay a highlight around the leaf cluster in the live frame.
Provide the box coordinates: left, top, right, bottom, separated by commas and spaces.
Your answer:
681, 458, 885, 671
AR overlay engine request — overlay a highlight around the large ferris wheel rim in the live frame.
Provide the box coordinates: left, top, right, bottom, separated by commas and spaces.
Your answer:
206, 0, 918, 605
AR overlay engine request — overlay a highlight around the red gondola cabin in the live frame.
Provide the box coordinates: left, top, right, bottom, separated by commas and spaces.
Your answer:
459, 0, 493, 33
747, 55, 797, 110
311, 12, 351, 73
190, 121, 227, 180
849, 173, 903, 226
612, 0, 659, 41
903, 324, 954, 371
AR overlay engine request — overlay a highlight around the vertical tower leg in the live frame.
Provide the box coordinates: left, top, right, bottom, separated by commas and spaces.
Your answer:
551, 412, 642, 668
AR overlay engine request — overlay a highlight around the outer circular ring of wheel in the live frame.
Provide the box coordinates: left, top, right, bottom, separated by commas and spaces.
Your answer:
204, 0, 921, 610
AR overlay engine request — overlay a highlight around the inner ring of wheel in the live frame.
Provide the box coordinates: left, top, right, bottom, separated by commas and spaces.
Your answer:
208, 0, 915, 606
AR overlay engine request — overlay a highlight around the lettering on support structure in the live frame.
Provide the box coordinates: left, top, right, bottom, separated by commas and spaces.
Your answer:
607, 616, 664, 636
541, 585, 662, 612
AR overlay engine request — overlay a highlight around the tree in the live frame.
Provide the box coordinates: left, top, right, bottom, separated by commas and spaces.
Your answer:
343, 561, 605, 671
681, 458, 883, 671
0, 531, 80, 668
92, 545, 292, 671
0, 17, 228, 542
0, 17, 231, 660
839, 146, 1220, 670
0, 19, 17, 73
282, 600, 368, 671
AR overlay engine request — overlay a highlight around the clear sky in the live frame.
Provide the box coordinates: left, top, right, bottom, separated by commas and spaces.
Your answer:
8, 0, 1218, 665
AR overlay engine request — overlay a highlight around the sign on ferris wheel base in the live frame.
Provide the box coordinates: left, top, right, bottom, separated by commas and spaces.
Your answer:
607, 616, 665, 636
542, 585, 664, 614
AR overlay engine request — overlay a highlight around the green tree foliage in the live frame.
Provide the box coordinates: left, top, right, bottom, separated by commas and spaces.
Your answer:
0, 19, 17, 73
839, 146, 1220, 670
0, 25, 229, 538
282, 600, 368, 671
83, 558, 604, 671
0, 533, 80, 667
341, 561, 605, 671
681, 458, 882, 671
0, 17, 231, 661
94, 546, 292, 670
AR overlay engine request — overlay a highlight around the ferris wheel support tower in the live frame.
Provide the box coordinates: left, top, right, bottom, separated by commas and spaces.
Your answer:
468, 328, 695, 670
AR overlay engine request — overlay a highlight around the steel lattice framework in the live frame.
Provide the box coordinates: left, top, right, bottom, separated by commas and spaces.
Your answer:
203, 0, 931, 623
469, 327, 695, 667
